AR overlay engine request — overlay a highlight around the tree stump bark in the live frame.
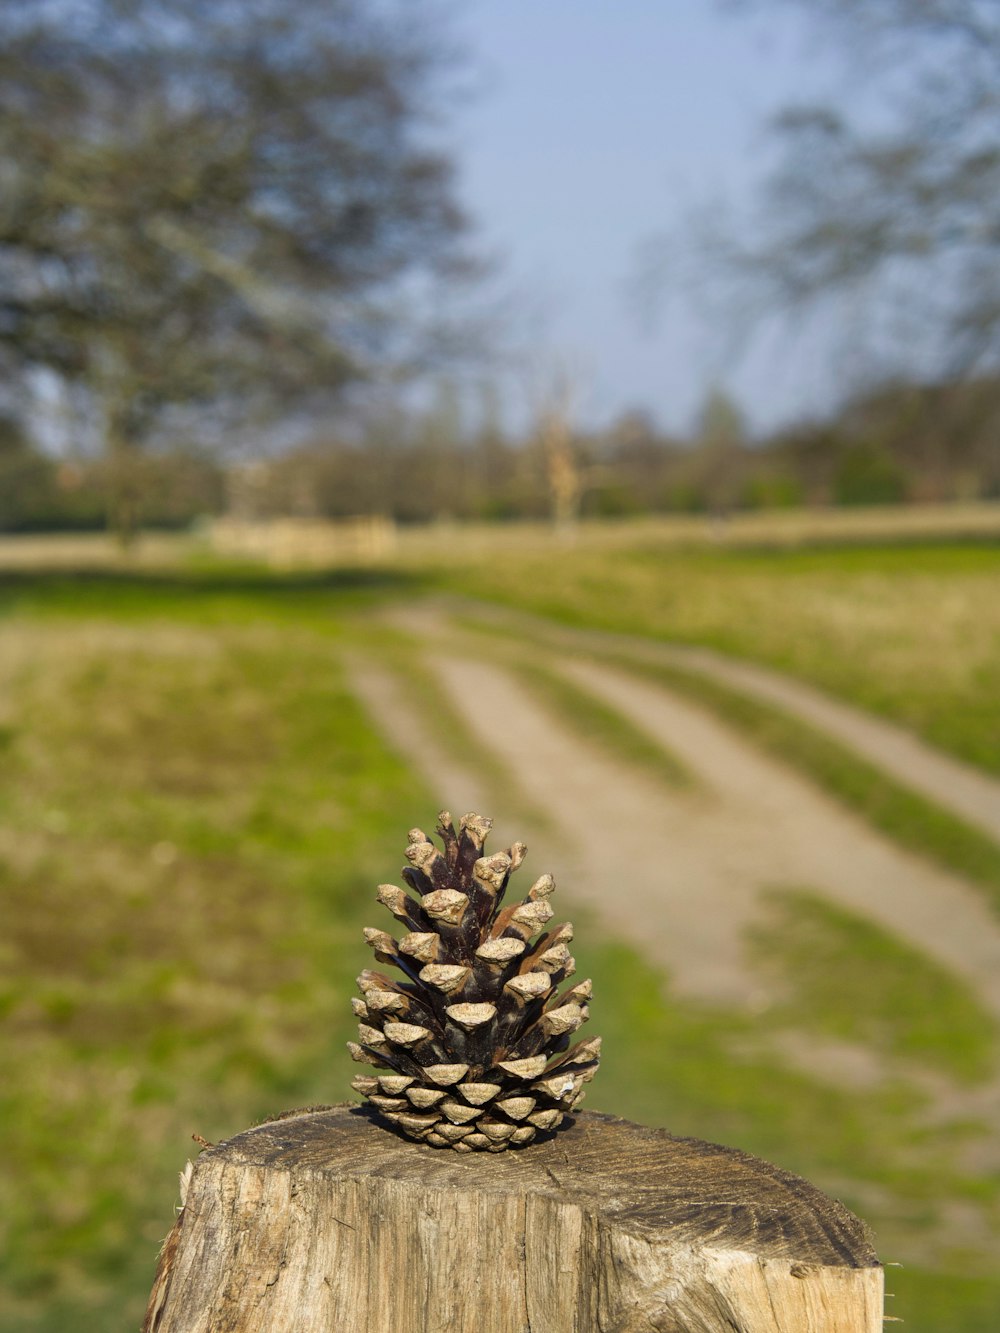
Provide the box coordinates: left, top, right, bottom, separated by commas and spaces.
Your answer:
143, 1105, 882, 1333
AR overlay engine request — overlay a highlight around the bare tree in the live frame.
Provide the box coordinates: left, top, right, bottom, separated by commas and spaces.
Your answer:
691, 386, 746, 517
540, 402, 582, 531
718, 0, 1000, 381
522, 366, 584, 530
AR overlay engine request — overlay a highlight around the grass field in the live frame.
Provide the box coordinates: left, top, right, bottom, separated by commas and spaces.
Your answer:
1, 538, 999, 1330
0, 574, 420, 1331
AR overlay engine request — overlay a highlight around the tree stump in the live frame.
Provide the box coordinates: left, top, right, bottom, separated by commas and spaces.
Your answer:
143, 1105, 882, 1333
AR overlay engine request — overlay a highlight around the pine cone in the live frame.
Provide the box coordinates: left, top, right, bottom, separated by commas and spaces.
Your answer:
349, 811, 600, 1152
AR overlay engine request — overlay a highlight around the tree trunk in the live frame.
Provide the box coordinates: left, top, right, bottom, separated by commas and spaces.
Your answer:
143, 1105, 882, 1333
103, 400, 144, 550
541, 402, 581, 531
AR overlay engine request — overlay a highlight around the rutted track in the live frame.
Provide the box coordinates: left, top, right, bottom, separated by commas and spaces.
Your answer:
445, 600, 1000, 844
350, 605, 1000, 1018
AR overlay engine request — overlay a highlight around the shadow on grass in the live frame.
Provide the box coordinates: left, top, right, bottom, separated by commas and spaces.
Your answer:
0, 564, 429, 621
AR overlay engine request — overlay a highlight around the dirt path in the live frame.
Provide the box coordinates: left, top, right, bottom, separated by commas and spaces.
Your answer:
346, 654, 494, 820
358, 607, 1000, 1019
450, 600, 1000, 844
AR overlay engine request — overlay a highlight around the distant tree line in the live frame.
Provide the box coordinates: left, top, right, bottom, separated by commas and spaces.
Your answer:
4, 376, 998, 533
235, 379, 1000, 521
0, 415, 222, 533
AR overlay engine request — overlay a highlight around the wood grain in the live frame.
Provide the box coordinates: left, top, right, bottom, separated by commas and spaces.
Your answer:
144, 1105, 882, 1332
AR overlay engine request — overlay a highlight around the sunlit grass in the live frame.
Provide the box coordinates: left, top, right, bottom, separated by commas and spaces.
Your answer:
0, 604, 418, 1330
748, 889, 998, 1084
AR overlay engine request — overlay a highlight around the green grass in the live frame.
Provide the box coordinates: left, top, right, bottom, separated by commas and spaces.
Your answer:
0, 590, 423, 1330
2, 567, 998, 1331
506, 658, 692, 790
430, 539, 1000, 775
0, 564, 423, 626
748, 889, 999, 1084
885, 1270, 1000, 1332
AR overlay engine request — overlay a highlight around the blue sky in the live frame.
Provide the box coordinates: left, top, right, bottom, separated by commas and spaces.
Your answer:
452, 1, 844, 435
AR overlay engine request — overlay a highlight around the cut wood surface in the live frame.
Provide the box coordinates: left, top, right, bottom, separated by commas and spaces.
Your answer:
143, 1104, 882, 1333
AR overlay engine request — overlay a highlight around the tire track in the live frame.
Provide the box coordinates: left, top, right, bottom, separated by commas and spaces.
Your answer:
446, 600, 1000, 845
431, 651, 1000, 1015
359, 610, 1000, 1016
